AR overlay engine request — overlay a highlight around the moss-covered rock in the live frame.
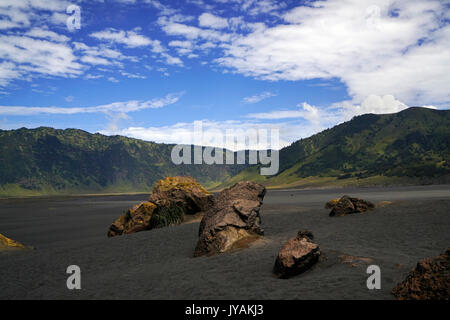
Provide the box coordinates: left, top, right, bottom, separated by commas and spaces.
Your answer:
108, 176, 213, 237
108, 202, 157, 237
324, 198, 340, 209
149, 176, 214, 214
0, 233, 26, 251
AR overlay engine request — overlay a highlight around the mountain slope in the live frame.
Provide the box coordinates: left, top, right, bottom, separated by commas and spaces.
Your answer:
221, 107, 450, 189
0, 127, 246, 197
1, 108, 449, 197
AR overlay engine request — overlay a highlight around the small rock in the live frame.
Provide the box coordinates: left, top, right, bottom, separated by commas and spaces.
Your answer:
339, 254, 374, 267
273, 230, 321, 279
329, 195, 375, 216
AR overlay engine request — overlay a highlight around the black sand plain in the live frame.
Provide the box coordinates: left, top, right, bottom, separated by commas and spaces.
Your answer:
0, 185, 449, 300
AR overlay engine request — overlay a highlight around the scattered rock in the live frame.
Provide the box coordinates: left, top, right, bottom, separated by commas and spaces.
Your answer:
194, 181, 266, 257
392, 248, 450, 300
149, 176, 214, 215
108, 176, 212, 237
273, 230, 321, 279
0, 233, 27, 251
377, 201, 394, 208
339, 254, 374, 268
329, 195, 375, 217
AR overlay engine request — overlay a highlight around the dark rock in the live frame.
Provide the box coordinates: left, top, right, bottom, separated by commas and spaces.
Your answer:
392, 248, 450, 300
329, 195, 375, 216
273, 230, 321, 279
194, 181, 266, 257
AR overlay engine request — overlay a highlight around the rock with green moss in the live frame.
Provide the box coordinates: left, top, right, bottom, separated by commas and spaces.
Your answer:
149, 176, 214, 214
108, 176, 213, 237
0, 233, 27, 251
108, 202, 158, 237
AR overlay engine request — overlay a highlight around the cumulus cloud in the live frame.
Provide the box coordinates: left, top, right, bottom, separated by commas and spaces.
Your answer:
336, 95, 408, 119
0, 35, 83, 85
214, 0, 450, 106
199, 13, 229, 29
100, 119, 290, 150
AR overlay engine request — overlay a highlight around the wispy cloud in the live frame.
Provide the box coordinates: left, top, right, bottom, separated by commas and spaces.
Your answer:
0, 93, 183, 116
243, 91, 277, 104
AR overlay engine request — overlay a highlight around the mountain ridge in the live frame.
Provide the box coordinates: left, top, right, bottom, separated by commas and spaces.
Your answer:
0, 107, 449, 197
218, 107, 450, 189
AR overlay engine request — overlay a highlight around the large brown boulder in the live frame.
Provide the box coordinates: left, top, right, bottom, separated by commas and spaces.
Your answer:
194, 181, 266, 257
392, 248, 450, 300
329, 195, 375, 217
108, 176, 212, 237
0, 233, 27, 251
149, 176, 214, 214
273, 230, 321, 279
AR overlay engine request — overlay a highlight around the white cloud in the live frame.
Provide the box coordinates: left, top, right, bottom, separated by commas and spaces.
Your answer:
120, 71, 147, 79
243, 91, 276, 103
90, 28, 153, 48
0, 62, 21, 87
101, 119, 290, 150
84, 74, 104, 80
247, 102, 330, 128
249, 95, 411, 122
214, 0, 450, 106
0, 0, 70, 30
107, 77, 120, 83
25, 27, 69, 42
336, 95, 408, 119
0, 35, 83, 85
199, 13, 229, 29
158, 16, 231, 42
212, 0, 284, 16
169, 40, 193, 48
0, 93, 182, 115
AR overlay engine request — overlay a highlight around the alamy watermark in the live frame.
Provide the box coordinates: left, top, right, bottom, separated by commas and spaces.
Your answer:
66, 265, 81, 290
366, 265, 381, 290
171, 121, 280, 176
66, 4, 81, 32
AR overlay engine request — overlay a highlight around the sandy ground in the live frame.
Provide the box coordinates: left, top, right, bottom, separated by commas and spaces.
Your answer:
0, 185, 449, 300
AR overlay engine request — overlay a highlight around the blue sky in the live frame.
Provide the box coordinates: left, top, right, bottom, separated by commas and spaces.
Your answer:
0, 0, 449, 149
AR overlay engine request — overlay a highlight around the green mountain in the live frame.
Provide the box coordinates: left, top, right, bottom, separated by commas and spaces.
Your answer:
1, 107, 449, 197
0, 127, 246, 197
220, 107, 450, 189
